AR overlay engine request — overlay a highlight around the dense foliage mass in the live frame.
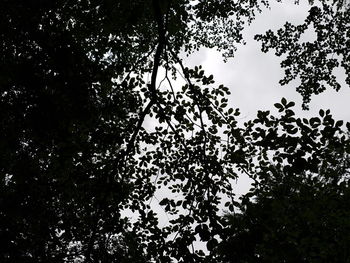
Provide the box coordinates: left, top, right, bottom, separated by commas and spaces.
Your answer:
218, 104, 350, 262
1, 0, 349, 262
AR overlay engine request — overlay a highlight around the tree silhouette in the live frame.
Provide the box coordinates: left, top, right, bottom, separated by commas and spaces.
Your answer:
1, 0, 350, 262
217, 102, 350, 262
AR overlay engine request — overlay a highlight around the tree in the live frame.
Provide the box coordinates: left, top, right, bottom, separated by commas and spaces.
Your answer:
0, 0, 349, 262
255, 0, 350, 109
1, 0, 153, 261
216, 101, 350, 262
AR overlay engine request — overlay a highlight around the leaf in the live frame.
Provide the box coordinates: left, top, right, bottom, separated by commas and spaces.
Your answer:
319, 109, 325, 117
310, 117, 321, 128
274, 103, 283, 109
159, 198, 169, 206
281, 97, 287, 106
336, 120, 343, 127
286, 101, 295, 108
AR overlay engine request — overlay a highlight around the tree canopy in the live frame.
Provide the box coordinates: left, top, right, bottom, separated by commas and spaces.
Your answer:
1, 0, 350, 262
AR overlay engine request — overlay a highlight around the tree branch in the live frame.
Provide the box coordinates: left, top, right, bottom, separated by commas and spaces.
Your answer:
123, 0, 166, 159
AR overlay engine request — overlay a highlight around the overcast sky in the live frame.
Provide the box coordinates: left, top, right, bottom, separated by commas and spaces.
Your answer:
142, 1, 350, 242
185, 1, 350, 123
178, 2, 350, 205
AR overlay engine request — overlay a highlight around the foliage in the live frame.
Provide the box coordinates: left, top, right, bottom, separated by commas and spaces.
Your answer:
217, 100, 350, 262
1, 0, 145, 261
1, 0, 350, 262
255, 0, 350, 109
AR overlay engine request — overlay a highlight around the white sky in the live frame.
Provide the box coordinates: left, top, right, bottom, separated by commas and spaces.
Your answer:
178, 2, 350, 211
137, 1, 350, 253
185, 1, 350, 122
